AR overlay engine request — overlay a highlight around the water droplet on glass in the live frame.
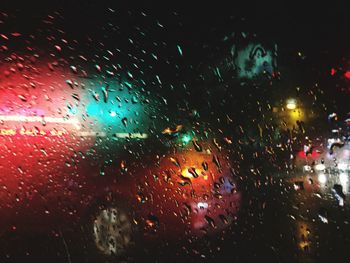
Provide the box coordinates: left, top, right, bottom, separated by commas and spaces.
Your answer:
204, 215, 216, 228
202, 161, 208, 171
219, 214, 229, 224
121, 117, 128, 127
192, 140, 202, 152
170, 157, 180, 167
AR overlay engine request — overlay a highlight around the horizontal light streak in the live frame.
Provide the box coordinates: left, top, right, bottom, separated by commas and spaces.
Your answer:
0, 115, 80, 125
77, 132, 148, 139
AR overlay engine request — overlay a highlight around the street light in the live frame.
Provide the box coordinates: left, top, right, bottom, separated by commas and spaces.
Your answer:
286, 99, 297, 110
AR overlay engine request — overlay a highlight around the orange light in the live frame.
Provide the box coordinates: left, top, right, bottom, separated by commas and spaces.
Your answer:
162, 124, 183, 135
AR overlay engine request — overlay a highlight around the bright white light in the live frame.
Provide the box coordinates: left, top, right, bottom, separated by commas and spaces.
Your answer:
0, 115, 81, 129
77, 132, 148, 139
318, 214, 329, 223
318, 173, 327, 184
315, 163, 326, 171
197, 202, 208, 209
339, 173, 348, 185
109, 111, 117, 117
327, 138, 342, 149
0, 115, 79, 124
338, 163, 348, 171
286, 99, 297, 110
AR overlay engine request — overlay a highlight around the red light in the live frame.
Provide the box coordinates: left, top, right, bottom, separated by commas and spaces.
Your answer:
298, 150, 320, 158
331, 68, 336, 76
344, 71, 350, 79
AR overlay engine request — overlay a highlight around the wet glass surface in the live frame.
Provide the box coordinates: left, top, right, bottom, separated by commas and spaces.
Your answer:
0, 3, 350, 262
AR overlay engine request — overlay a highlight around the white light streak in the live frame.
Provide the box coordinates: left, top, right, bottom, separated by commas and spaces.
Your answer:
0, 115, 79, 124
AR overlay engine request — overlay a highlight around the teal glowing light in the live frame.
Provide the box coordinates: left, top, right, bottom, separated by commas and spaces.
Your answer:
177, 45, 183, 56
86, 103, 101, 116
81, 80, 154, 135
181, 134, 192, 144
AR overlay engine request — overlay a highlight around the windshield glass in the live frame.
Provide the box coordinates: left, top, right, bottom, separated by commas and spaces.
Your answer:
0, 3, 349, 263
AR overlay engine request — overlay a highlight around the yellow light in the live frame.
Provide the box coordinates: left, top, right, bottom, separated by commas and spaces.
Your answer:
181, 168, 193, 179
286, 99, 297, 110
289, 109, 304, 120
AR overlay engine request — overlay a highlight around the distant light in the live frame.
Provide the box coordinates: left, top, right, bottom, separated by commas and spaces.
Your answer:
338, 162, 348, 171
197, 202, 208, 209
177, 45, 183, 56
318, 173, 327, 184
286, 99, 297, 110
114, 133, 148, 139
0, 115, 80, 128
303, 165, 312, 172
344, 71, 350, 79
77, 132, 148, 139
318, 214, 329, 223
181, 134, 192, 144
315, 163, 326, 171
339, 173, 348, 185
110, 111, 117, 117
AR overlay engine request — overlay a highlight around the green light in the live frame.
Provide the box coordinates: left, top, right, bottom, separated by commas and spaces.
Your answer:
177, 45, 183, 56
181, 134, 192, 144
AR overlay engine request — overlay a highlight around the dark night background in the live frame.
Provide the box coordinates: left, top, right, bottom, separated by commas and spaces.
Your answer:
1, 1, 350, 263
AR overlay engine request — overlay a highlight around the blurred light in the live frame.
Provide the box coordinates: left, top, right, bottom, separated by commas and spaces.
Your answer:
303, 165, 312, 172
114, 133, 148, 139
109, 111, 117, 117
289, 109, 303, 120
318, 214, 329, 223
197, 202, 208, 209
339, 172, 348, 185
0, 115, 80, 129
77, 132, 148, 139
86, 103, 101, 116
0, 115, 79, 124
344, 70, 350, 79
315, 163, 326, 171
68, 107, 78, 115
0, 128, 67, 136
182, 168, 193, 179
338, 162, 348, 171
286, 99, 297, 110
298, 150, 320, 158
181, 134, 192, 144
318, 173, 327, 184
